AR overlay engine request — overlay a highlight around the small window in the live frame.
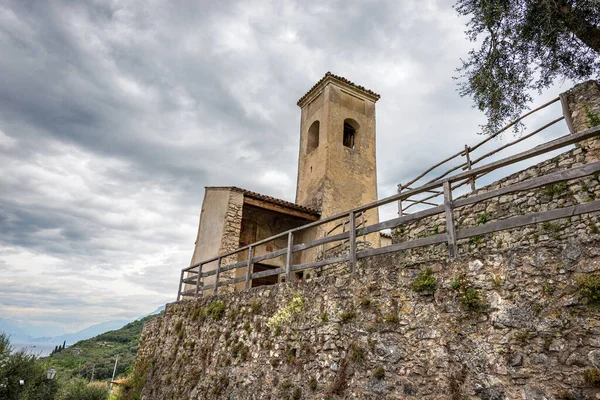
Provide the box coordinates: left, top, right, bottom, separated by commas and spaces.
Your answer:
343, 119, 358, 149
308, 121, 320, 152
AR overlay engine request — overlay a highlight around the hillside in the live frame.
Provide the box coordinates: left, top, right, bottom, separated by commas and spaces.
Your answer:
45, 313, 162, 382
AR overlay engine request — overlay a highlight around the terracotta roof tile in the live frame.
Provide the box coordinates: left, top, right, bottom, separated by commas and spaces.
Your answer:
205, 186, 320, 217
297, 72, 381, 106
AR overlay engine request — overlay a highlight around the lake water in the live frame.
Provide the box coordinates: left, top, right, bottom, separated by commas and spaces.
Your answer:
12, 341, 59, 357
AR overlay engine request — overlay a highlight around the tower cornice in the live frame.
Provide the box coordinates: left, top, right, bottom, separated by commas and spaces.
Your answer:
297, 72, 380, 108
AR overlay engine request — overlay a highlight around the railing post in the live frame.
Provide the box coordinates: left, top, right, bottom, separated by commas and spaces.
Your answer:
349, 211, 357, 273
398, 185, 404, 216
213, 257, 222, 296
195, 262, 203, 297
285, 232, 293, 282
464, 144, 476, 192
177, 270, 184, 301
361, 211, 366, 243
245, 246, 254, 290
443, 181, 457, 258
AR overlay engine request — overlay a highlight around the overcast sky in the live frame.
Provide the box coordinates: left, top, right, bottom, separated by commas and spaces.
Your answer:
0, 0, 577, 333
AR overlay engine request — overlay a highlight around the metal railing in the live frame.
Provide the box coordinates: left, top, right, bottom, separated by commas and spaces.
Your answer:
177, 122, 600, 300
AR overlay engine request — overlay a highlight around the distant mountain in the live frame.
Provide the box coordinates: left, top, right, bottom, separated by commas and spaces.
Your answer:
1, 304, 167, 348
31, 319, 130, 346
136, 305, 165, 320
0, 317, 33, 341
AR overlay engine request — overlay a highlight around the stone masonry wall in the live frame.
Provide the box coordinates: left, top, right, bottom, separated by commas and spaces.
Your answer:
134, 238, 600, 400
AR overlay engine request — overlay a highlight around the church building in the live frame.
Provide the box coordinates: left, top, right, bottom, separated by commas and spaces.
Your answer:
188, 73, 389, 292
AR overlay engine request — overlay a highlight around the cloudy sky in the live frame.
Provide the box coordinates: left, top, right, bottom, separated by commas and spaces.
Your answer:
0, 0, 576, 334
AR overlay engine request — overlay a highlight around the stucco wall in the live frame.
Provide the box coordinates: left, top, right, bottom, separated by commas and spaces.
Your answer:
296, 81, 381, 262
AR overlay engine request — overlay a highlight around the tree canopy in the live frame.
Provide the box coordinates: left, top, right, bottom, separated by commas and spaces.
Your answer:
455, 0, 600, 134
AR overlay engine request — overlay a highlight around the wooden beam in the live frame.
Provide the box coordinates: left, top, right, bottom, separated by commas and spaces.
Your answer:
245, 246, 254, 290
454, 161, 600, 209
443, 181, 457, 258
285, 232, 293, 282
244, 197, 319, 221
560, 92, 575, 134
213, 257, 222, 295
195, 262, 203, 297
348, 212, 357, 273
456, 200, 600, 239
251, 267, 284, 280
356, 233, 449, 259
177, 270, 184, 301
292, 254, 350, 272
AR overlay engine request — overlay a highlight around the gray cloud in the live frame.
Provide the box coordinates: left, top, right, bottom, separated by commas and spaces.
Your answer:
0, 0, 579, 332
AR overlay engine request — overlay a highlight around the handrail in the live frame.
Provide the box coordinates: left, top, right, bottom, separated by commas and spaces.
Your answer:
398, 98, 562, 213
177, 125, 600, 300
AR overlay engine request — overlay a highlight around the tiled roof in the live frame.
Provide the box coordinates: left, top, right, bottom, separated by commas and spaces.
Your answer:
297, 72, 381, 106
206, 186, 320, 217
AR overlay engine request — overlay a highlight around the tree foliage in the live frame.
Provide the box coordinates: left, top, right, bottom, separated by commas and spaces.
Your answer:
455, 0, 600, 134
0, 332, 59, 400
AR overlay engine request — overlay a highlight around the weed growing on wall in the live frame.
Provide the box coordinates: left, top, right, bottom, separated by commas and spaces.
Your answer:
577, 272, 600, 307
267, 296, 304, 330
207, 300, 225, 320
585, 105, 600, 128
450, 275, 487, 312
411, 268, 437, 293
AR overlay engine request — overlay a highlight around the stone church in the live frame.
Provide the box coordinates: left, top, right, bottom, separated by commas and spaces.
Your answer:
189, 73, 390, 291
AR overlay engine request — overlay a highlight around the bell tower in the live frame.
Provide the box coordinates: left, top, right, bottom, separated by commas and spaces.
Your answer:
295, 72, 380, 247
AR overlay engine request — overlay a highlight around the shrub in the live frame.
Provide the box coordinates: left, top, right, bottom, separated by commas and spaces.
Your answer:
350, 344, 366, 364
339, 311, 355, 324
583, 367, 600, 387
59, 379, 109, 400
459, 287, 486, 312
372, 367, 385, 380
544, 183, 568, 197
451, 275, 487, 312
292, 387, 302, 399
577, 272, 600, 307
359, 297, 372, 308
411, 268, 437, 293
309, 376, 318, 391
174, 320, 183, 332
207, 301, 225, 320
320, 312, 329, 323
250, 300, 261, 314
383, 313, 399, 324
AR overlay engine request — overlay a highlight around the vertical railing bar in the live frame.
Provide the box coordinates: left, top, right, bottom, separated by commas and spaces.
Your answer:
361, 211, 366, 243
245, 246, 254, 290
349, 211, 357, 273
398, 185, 404, 216
559, 92, 575, 134
443, 181, 457, 258
464, 144, 476, 192
213, 257, 222, 296
195, 262, 203, 297
285, 232, 293, 282
177, 270, 184, 301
